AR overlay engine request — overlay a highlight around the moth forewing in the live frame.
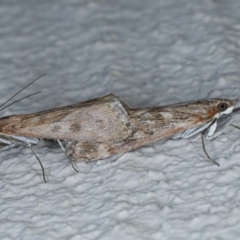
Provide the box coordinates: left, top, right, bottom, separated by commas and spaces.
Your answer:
0, 94, 132, 142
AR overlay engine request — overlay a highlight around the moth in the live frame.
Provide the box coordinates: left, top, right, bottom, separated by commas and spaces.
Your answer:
0, 76, 239, 182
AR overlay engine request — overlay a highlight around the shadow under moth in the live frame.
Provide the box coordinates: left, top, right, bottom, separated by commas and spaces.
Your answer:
0, 75, 239, 182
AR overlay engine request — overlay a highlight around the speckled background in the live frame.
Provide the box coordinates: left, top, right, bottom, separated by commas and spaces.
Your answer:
1, 0, 240, 239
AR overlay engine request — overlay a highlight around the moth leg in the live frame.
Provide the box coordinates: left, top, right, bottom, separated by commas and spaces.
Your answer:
206, 123, 240, 140
201, 133, 220, 167
206, 124, 229, 140
0, 134, 46, 182
0, 136, 24, 152
57, 139, 78, 173
57, 139, 66, 152
28, 146, 46, 183
172, 119, 213, 139
0, 142, 15, 151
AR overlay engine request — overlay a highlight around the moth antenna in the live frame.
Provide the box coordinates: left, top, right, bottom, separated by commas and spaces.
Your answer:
0, 91, 41, 112
57, 139, 78, 173
201, 133, 220, 167
230, 124, 240, 130
0, 73, 46, 108
29, 146, 46, 183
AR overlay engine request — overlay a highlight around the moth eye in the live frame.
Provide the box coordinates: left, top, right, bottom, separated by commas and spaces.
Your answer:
217, 102, 228, 112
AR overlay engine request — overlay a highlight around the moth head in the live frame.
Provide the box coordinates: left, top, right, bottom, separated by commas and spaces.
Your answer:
211, 98, 239, 118
171, 98, 239, 140
204, 98, 239, 140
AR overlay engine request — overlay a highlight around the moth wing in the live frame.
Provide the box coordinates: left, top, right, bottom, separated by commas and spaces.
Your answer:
0, 94, 132, 142
66, 141, 114, 162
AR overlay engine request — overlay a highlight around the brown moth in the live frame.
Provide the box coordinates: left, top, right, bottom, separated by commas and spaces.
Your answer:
0, 81, 239, 182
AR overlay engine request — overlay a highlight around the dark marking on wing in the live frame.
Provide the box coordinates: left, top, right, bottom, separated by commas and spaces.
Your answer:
70, 123, 81, 132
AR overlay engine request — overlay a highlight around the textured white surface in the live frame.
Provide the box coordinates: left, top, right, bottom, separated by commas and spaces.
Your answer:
1, 0, 240, 239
